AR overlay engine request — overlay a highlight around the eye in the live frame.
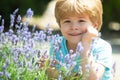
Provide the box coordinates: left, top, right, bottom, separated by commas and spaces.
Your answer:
78, 20, 85, 22
64, 20, 71, 23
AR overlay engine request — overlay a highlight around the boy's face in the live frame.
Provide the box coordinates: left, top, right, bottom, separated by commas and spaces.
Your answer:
60, 14, 97, 44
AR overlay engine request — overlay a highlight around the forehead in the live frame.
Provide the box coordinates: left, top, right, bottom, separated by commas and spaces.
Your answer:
61, 13, 89, 20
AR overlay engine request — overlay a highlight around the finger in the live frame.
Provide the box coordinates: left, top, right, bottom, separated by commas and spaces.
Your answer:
87, 26, 98, 36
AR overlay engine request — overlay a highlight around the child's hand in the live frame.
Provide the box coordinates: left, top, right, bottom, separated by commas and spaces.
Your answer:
38, 54, 49, 70
81, 26, 98, 52
38, 56, 59, 79
45, 67, 59, 79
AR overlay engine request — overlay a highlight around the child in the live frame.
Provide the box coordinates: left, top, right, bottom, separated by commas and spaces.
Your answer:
42, 0, 112, 80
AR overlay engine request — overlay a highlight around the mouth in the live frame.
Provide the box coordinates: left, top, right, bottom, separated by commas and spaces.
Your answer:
69, 33, 82, 36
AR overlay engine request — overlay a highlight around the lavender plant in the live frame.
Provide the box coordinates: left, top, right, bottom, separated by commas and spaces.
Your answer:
0, 8, 53, 80
0, 8, 115, 80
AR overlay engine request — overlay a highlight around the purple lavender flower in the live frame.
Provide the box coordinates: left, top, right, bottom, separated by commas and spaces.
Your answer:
57, 38, 62, 44
76, 42, 84, 53
27, 61, 32, 68
59, 50, 63, 59
42, 50, 48, 58
78, 66, 82, 72
58, 71, 62, 80
65, 54, 70, 62
0, 25, 4, 33
95, 54, 99, 60
2, 64, 7, 71
13, 57, 18, 63
6, 59, 10, 65
112, 62, 116, 74
46, 35, 51, 42
0, 71, 3, 77
10, 14, 15, 27
26, 8, 34, 18
0, 15, 1, 20
47, 28, 53, 35
15, 24, 20, 29
69, 49, 74, 54
12, 35, 19, 45
38, 31, 46, 42
18, 60, 22, 67
70, 53, 77, 60
9, 29, 14, 35
2, 59, 10, 71
85, 64, 90, 74
67, 61, 76, 69
13, 8, 19, 15
54, 46, 60, 52
1, 19, 4, 26
5, 71, 11, 80
0, 19, 4, 33
17, 15, 21, 23
53, 39, 62, 53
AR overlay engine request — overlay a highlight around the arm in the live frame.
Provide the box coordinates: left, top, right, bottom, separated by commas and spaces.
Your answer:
38, 56, 59, 79
81, 27, 105, 80
81, 49, 105, 80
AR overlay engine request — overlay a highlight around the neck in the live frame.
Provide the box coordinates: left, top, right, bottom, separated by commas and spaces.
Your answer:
67, 41, 77, 52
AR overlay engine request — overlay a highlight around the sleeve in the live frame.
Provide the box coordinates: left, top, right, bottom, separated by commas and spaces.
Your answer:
49, 39, 54, 56
93, 40, 112, 71
49, 36, 62, 57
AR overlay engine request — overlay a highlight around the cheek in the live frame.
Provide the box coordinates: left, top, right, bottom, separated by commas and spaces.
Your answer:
79, 27, 87, 33
60, 28, 66, 35
83, 28, 87, 33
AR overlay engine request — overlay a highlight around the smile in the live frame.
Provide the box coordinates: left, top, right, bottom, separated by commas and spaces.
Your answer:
69, 33, 82, 36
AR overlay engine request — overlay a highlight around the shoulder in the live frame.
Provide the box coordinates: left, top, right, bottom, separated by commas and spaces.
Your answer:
92, 38, 112, 55
94, 38, 112, 50
98, 38, 111, 47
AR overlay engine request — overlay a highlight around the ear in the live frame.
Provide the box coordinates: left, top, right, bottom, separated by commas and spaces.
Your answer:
93, 22, 98, 30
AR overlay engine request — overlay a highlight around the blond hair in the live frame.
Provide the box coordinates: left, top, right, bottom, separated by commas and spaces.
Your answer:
55, 0, 103, 31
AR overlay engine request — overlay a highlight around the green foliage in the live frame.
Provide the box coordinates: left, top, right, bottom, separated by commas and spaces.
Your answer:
0, 44, 49, 80
102, 0, 120, 32
0, 0, 51, 31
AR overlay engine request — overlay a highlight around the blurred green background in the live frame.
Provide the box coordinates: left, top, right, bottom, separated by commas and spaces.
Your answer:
0, 0, 120, 34
0, 0, 51, 31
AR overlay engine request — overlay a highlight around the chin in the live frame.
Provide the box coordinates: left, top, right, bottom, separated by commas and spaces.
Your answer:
65, 36, 81, 43
70, 39, 81, 44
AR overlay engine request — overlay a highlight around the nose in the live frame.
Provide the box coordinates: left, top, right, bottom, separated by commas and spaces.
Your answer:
71, 23, 79, 30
